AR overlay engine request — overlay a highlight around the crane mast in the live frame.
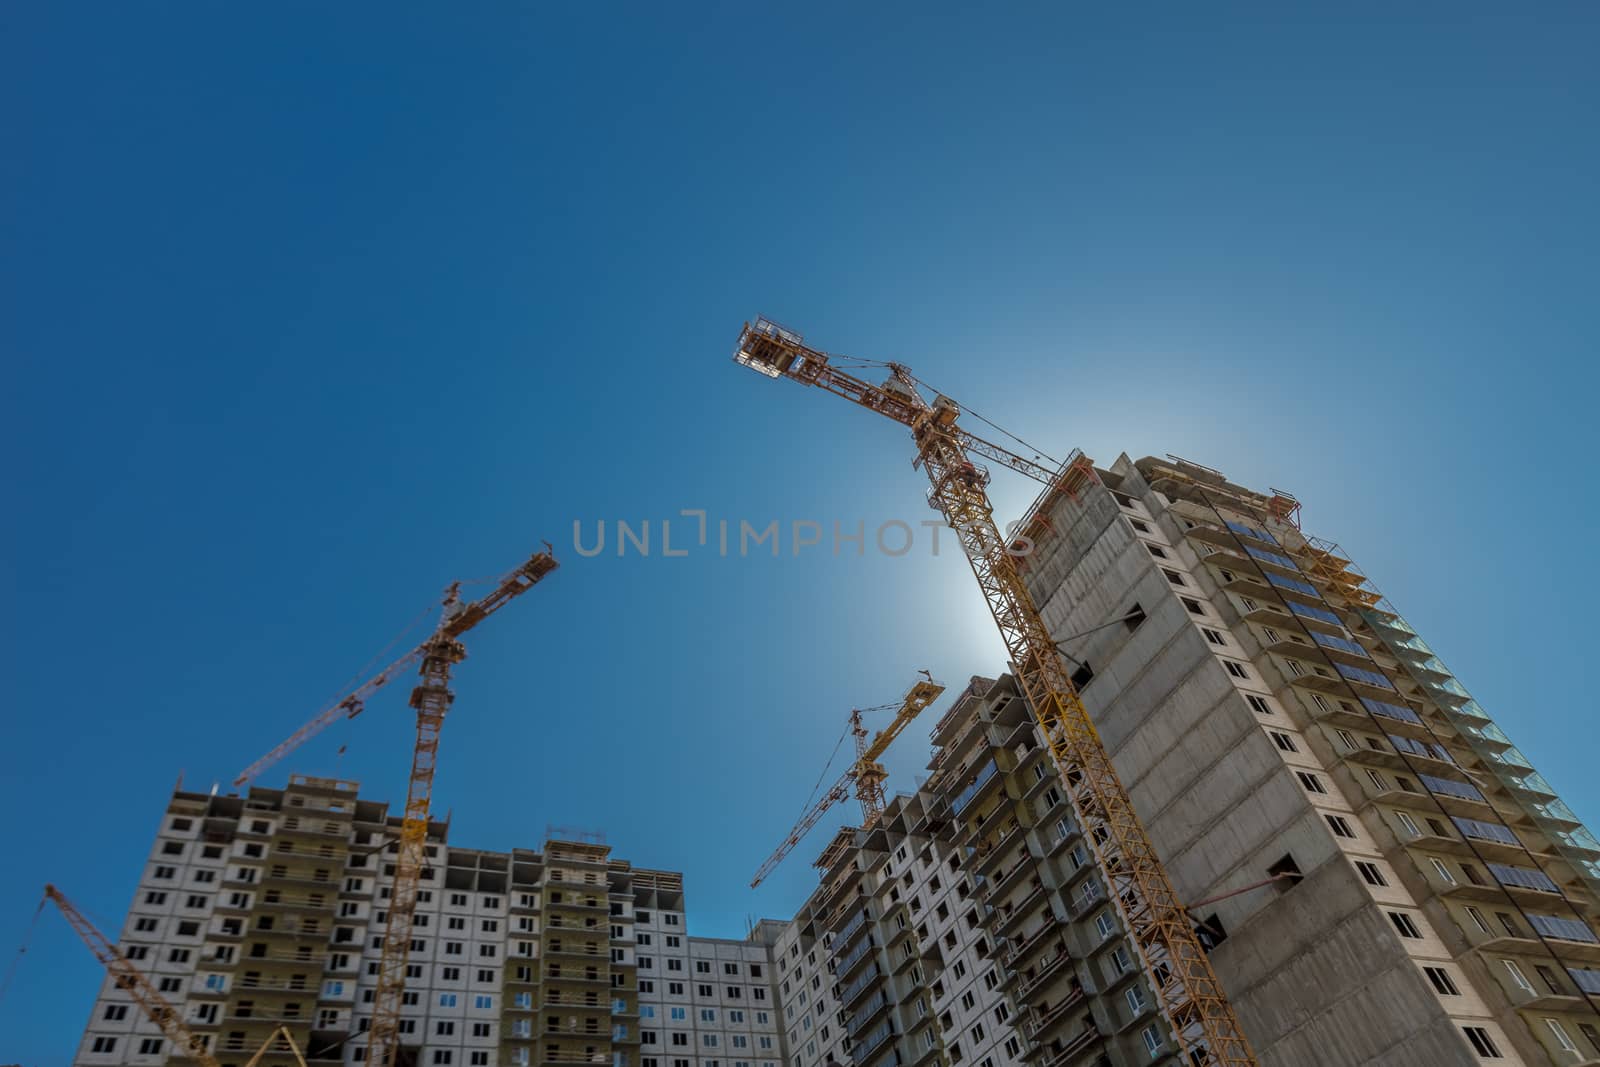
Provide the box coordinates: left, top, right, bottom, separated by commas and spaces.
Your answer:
368, 547, 558, 1067
732, 320, 1257, 1067
237, 545, 559, 1067
44, 884, 221, 1067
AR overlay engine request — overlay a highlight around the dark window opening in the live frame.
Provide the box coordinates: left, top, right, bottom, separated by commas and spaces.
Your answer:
1266, 854, 1303, 890
1195, 913, 1227, 952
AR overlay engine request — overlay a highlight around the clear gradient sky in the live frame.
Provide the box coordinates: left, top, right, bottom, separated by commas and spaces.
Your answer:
3, 4, 1598, 1062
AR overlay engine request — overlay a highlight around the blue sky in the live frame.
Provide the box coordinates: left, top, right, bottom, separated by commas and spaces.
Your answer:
3, 3, 1597, 1061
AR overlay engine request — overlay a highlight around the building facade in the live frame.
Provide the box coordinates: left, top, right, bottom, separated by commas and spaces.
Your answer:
71, 777, 787, 1067
1010, 453, 1600, 1065
73, 451, 1600, 1067
770, 673, 1181, 1067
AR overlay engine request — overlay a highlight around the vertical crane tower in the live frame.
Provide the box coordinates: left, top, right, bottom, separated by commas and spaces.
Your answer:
732, 319, 1258, 1067
235, 545, 559, 1067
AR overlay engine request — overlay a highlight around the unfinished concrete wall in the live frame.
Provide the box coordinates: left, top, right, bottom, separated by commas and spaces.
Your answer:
1014, 459, 1498, 1066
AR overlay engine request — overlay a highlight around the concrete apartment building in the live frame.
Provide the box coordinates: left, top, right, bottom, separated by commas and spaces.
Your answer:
770, 673, 1180, 1067
71, 454, 1600, 1067
754, 452, 1600, 1067
70, 776, 787, 1067
1008, 453, 1600, 1065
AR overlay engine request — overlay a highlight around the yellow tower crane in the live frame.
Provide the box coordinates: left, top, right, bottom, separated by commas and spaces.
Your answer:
751, 675, 944, 887
43, 884, 222, 1067
234, 544, 559, 1067
731, 319, 1258, 1067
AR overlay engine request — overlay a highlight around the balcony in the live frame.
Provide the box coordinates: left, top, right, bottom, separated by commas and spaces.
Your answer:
1456, 720, 1516, 754
1035, 1025, 1103, 1067
1462, 919, 1563, 963
854, 1018, 896, 1066
1415, 781, 1496, 820
891, 939, 924, 976
249, 921, 327, 940
545, 944, 608, 960
236, 948, 323, 967
1022, 979, 1086, 1037
223, 1011, 310, 1025
544, 969, 608, 986
542, 1053, 611, 1065
1179, 519, 1236, 554
952, 761, 1002, 815
839, 964, 883, 1007
1503, 771, 1560, 802
902, 1027, 944, 1067
882, 912, 913, 952
1016, 950, 1074, 1003
984, 854, 1036, 900
261, 866, 339, 888
847, 990, 892, 1036
835, 907, 870, 947
547, 897, 608, 913
835, 933, 876, 978
1442, 878, 1566, 911
277, 819, 351, 841
974, 824, 1026, 875
1308, 693, 1434, 742
231, 975, 317, 993
258, 895, 333, 912
1520, 799, 1589, 833
541, 995, 608, 1011
265, 840, 345, 863
996, 886, 1048, 934
1004, 922, 1063, 967
1045, 824, 1081, 858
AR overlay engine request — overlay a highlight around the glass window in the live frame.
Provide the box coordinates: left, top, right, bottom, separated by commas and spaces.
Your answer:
1501, 960, 1533, 992
1528, 914, 1598, 944
1487, 864, 1558, 893
1287, 600, 1341, 626
1244, 545, 1298, 571
1337, 663, 1393, 690
1265, 572, 1319, 597
1225, 520, 1277, 545
1462, 1026, 1502, 1058
1452, 817, 1520, 847
1420, 775, 1483, 802
1362, 698, 1421, 725
1312, 631, 1368, 658
1566, 967, 1600, 995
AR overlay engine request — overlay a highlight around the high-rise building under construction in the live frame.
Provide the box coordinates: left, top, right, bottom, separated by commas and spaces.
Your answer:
68, 776, 788, 1067
69, 456, 1600, 1067
998, 453, 1600, 1064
